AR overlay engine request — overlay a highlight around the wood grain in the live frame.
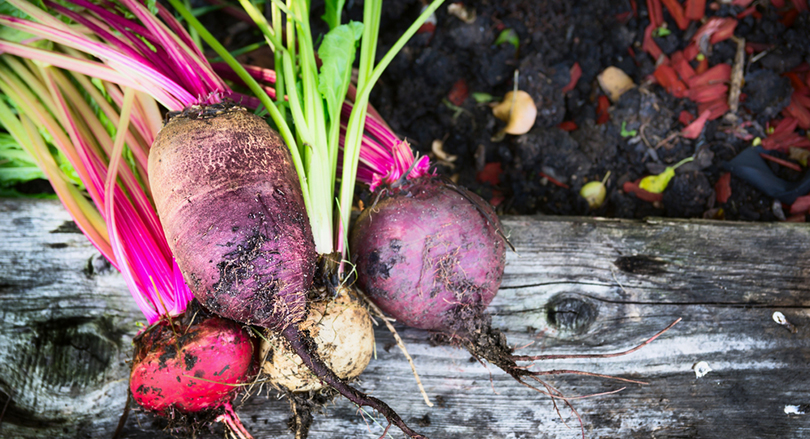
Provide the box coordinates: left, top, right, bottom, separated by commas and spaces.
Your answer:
2, 198, 809, 439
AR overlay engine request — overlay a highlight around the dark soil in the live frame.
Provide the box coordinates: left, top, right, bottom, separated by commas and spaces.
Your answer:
21, 1, 806, 222
364, 0, 810, 221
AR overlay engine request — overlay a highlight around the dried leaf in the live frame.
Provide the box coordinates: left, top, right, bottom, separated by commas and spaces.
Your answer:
671, 51, 696, 80
492, 90, 537, 135
697, 98, 730, 120
688, 84, 729, 103
447, 78, 469, 106
476, 162, 502, 185
661, 0, 689, 30
789, 147, 810, 166
686, 63, 732, 89
562, 62, 582, 93
623, 179, 663, 202
715, 172, 732, 203
681, 110, 711, 139
653, 65, 688, 98
693, 17, 738, 47
647, 0, 664, 27
598, 66, 635, 102
679, 110, 696, 125
596, 95, 611, 124
685, 0, 706, 20
683, 42, 700, 61
784, 93, 810, 130
431, 140, 457, 163
642, 23, 666, 61
447, 3, 476, 23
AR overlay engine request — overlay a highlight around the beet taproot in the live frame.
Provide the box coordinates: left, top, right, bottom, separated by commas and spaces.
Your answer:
351, 176, 506, 331
351, 175, 680, 437
149, 105, 317, 331
352, 176, 570, 395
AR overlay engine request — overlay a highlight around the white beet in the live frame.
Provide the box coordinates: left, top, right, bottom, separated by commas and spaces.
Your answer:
261, 288, 375, 392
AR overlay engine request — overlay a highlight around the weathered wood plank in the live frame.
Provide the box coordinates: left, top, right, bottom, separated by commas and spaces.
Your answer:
2, 198, 809, 439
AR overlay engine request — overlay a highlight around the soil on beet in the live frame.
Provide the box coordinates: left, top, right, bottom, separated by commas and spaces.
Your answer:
358, 0, 810, 221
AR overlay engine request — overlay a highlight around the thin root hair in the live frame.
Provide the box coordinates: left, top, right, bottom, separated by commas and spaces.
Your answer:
512, 318, 682, 362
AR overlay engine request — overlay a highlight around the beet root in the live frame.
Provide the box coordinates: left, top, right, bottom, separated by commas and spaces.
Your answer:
350, 176, 549, 388
148, 105, 317, 331
130, 313, 254, 414
350, 176, 570, 395
351, 177, 678, 435
261, 286, 374, 392
261, 286, 375, 439
351, 176, 506, 331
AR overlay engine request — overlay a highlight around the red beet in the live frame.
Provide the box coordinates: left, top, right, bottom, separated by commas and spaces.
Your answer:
130, 313, 254, 414
351, 176, 505, 331
149, 105, 317, 330
352, 176, 566, 395
351, 176, 679, 437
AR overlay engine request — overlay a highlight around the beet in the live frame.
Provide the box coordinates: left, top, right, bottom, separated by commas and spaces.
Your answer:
351, 176, 506, 331
130, 313, 254, 414
352, 176, 568, 396
261, 287, 375, 392
351, 176, 680, 434
261, 287, 375, 439
149, 105, 317, 330
148, 104, 428, 439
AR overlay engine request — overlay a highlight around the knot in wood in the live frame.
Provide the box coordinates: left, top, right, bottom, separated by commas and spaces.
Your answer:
545, 294, 597, 334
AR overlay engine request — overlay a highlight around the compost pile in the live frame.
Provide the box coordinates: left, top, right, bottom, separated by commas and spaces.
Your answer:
369, 0, 810, 221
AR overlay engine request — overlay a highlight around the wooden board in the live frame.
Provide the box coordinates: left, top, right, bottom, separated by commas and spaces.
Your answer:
2, 198, 810, 439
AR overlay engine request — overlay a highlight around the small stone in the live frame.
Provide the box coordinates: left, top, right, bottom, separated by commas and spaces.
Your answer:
693, 361, 712, 378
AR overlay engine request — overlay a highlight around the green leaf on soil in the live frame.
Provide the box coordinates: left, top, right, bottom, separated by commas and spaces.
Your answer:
620, 121, 638, 137
494, 28, 519, 50
473, 92, 496, 103
653, 26, 671, 37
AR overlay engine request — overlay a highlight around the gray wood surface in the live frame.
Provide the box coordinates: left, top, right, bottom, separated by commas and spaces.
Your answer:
2, 198, 809, 439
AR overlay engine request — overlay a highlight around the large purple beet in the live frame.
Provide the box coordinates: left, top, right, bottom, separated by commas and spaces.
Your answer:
351, 176, 506, 331
150, 106, 428, 439
149, 106, 317, 330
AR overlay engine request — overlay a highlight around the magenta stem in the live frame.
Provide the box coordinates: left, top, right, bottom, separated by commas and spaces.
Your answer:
215, 402, 254, 439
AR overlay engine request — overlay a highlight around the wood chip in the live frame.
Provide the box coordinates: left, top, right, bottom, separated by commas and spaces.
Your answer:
728, 36, 746, 114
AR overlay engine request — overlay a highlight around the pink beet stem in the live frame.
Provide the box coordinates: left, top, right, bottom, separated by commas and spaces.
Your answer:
215, 402, 255, 439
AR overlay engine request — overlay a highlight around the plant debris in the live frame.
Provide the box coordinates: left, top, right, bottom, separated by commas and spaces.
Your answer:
492, 90, 537, 135
369, 0, 810, 222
